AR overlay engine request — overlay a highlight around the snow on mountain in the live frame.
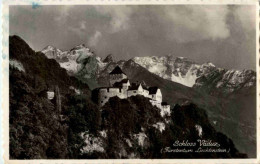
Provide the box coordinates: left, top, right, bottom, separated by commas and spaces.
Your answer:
132, 56, 199, 87
41, 44, 107, 76
10, 59, 25, 72
132, 57, 168, 77
41, 45, 65, 59
171, 66, 198, 87
42, 44, 256, 94
132, 56, 256, 93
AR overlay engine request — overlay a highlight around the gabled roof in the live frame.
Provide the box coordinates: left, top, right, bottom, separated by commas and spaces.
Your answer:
120, 79, 129, 83
109, 66, 126, 75
148, 87, 159, 94
128, 83, 141, 91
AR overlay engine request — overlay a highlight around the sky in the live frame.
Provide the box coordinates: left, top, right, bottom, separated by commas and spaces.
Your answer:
10, 5, 256, 70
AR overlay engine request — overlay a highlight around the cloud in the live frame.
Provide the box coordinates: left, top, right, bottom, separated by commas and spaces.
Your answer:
9, 5, 256, 70
162, 6, 230, 43
93, 6, 231, 43
79, 21, 86, 30
94, 6, 134, 33
68, 20, 87, 36
234, 5, 256, 33
54, 6, 73, 23
88, 31, 102, 47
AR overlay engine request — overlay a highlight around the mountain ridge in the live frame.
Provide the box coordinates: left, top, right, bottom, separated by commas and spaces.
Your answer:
132, 56, 256, 95
40, 41, 256, 157
41, 46, 256, 96
9, 35, 248, 159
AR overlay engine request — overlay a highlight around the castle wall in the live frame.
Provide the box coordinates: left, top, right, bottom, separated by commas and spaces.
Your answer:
149, 100, 161, 109
122, 83, 130, 90
127, 85, 143, 97
98, 88, 127, 106
118, 89, 128, 99
97, 86, 171, 117
97, 69, 170, 113
150, 89, 162, 103
149, 100, 171, 117
127, 90, 142, 97
161, 105, 171, 117
127, 88, 151, 99
143, 89, 150, 98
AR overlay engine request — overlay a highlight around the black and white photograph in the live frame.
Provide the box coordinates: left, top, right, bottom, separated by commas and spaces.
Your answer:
2, 1, 258, 162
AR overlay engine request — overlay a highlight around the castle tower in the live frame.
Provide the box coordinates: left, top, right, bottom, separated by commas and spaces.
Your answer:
148, 87, 162, 103
109, 66, 127, 87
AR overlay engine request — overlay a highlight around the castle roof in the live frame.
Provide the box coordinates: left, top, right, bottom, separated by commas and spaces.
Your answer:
128, 83, 141, 90
109, 66, 126, 75
148, 87, 159, 94
161, 102, 169, 106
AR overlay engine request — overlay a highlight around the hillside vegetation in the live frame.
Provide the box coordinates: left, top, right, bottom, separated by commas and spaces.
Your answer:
9, 35, 247, 159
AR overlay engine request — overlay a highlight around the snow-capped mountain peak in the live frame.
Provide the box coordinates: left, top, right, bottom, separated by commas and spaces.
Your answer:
41, 45, 64, 59
103, 54, 114, 63
76, 43, 86, 48
41, 44, 256, 95
70, 44, 90, 51
131, 56, 256, 93
41, 44, 98, 74
41, 43, 110, 79
42, 45, 55, 51
206, 62, 215, 67
132, 56, 198, 87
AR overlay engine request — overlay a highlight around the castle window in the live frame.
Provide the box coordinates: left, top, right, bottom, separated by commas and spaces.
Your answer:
101, 101, 103, 103
133, 91, 136, 93
104, 96, 107, 99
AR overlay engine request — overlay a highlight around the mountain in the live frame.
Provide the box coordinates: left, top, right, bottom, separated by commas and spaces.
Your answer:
42, 46, 256, 96
41, 45, 65, 59
9, 35, 247, 159
41, 45, 111, 89
194, 69, 256, 95
103, 54, 114, 63
96, 96, 247, 158
9, 35, 96, 159
97, 59, 256, 157
40, 43, 256, 157
132, 56, 256, 95
42, 44, 98, 74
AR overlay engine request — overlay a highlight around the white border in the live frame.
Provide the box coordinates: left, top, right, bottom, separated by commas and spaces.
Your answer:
1, 0, 259, 164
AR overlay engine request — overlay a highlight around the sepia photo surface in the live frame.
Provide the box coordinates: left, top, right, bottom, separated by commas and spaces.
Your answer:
1, 0, 259, 163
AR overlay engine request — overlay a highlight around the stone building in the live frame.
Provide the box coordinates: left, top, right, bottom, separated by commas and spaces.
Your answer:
109, 66, 128, 86
148, 87, 162, 103
93, 66, 170, 116
47, 90, 55, 100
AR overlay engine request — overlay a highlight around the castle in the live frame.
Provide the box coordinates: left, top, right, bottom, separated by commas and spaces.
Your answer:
93, 66, 171, 117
